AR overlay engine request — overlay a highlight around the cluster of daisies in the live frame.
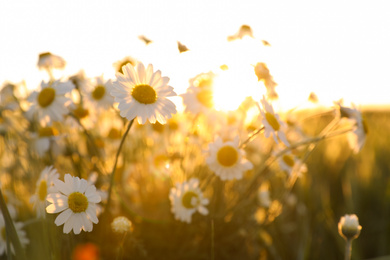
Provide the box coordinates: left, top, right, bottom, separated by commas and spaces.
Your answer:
0, 52, 368, 258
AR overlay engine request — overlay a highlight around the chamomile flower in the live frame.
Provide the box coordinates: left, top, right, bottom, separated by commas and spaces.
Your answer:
0, 214, 30, 256
46, 174, 101, 234
276, 150, 307, 177
37, 52, 66, 71
335, 101, 367, 153
258, 96, 289, 146
26, 80, 74, 126
206, 136, 253, 181
30, 166, 59, 218
180, 86, 215, 115
82, 75, 114, 112
31, 126, 61, 157
169, 178, 209, 223
111, 62, 177, 124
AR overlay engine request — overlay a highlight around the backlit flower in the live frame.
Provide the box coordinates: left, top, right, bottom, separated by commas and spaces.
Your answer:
111, 62, 177, 124
169, 178, 209, 223
338, 214, 362, 240
26, 80, 74, 126
206, 136, 253, 181
30, 166, 59, 218
37, 52, 66, 71
258, 96, 289, 146
46, 174, 101, 234
82, 75, 114, 112
111, 216, 132, 234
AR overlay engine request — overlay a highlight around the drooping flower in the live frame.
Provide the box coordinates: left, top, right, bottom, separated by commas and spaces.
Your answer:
111, 62, 177, 124
206, 136, 253, 181
254, 63, 278, 99
30, 166, 59, 218
0, 214, 29, 256
26, 80, 74, 126
46, 174, 101, 234
335, 101, 367, 153
276, 150, 307, 177
37, 52, 66, 71
258, 96, 289, 146
169, 178, 209, 223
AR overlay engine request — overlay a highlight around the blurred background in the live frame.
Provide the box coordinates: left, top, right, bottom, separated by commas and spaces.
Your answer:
1, 1, 390, 260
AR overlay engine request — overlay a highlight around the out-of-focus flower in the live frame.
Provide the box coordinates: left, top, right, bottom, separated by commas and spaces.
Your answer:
258, 96, 289, 146
30, 166, 59, 218
46, 174, 101, 234
111, 216, 132, 234
335, 100, 368, 153
111, 62, 177, 124
0, 214, 29, 256
31, 126, 61, 156
72, 243, 99, 260
138, 35, 152, 45
26, 80, 74, 126
254, 63, 278, 99
277, 150, 307, 177
177, 41, 189, 53
82, 75, 114, 112
206, 136, 253, 181
181, 86, 215, 115
113, 56, 137, 74
37, 52, 66, 71
227, 24, 254, 41
308, 92, 318, 103
169, 178, 209, 223
338, 214, 362, 240
257, 182, 271, 208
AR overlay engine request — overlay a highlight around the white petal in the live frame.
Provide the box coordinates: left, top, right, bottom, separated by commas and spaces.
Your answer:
55, 208, 73, 226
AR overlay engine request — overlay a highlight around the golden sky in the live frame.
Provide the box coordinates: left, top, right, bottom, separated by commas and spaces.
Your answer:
1, 1, 389, 110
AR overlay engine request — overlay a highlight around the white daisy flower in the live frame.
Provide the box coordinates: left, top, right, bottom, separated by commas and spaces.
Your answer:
180, 86, 215, 115
82, 75, 114, 112
169, 178, 209, 223
0, 214, 30, 256
258, 96, 289, 146
111, 216, 132, 234
32, 126, 60, 156
26, 80, 74, 126
277, 150, 307, 177
30, 166, 59, 218
111, 62, 177, 124
46, 174, 101, 234
335, 101, 368, 153
206, 136, 253, 181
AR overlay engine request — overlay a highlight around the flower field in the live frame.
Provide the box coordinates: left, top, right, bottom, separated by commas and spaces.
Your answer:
0, 49, 389, 260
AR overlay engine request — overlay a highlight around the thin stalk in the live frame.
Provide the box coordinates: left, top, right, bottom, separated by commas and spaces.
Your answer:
105, 119, 134, 213
344, 239, 352, 260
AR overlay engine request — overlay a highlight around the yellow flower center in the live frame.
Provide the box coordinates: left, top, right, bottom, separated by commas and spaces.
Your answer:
131, 84, 157, 104
68, 192, 88, 213
38, 180, 48, 201
265, 112, 280, 131
282, 154, 295, 167
37, 87, 56, 108
73, 106, 89, 119
217, 145, 238, 167
108, 128, 121, 140
92, 85, 106, 100
196, 89, 213, 108
182, 191, 199, 209
38, 126, 59, 137
195, 76, 213, 88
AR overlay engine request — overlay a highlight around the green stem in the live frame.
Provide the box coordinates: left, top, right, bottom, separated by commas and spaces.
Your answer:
105, 119, 134, 213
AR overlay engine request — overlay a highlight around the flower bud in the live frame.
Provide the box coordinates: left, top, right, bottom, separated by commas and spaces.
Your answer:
338, 214, 362, 240
111, 216, 133, 234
